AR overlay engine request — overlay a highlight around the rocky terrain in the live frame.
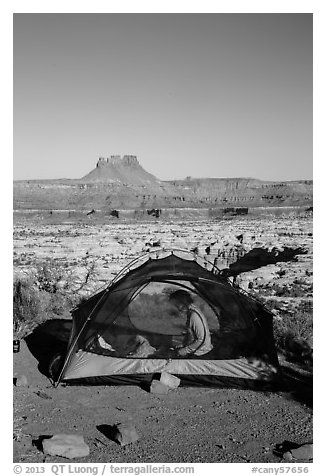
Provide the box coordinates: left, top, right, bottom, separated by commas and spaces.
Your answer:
13, 212, 313, 464
13, 156, 313, 464
13, 213, 313, 297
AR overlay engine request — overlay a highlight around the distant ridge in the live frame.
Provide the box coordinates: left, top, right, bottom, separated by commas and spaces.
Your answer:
80, 155, 159, 185
13, 156, 313, 212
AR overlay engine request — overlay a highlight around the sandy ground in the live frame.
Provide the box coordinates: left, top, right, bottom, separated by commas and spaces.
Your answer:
13, 339, 312, 464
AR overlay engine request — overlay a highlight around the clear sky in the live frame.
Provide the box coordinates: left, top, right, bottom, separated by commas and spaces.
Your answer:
13, 13, 312, 181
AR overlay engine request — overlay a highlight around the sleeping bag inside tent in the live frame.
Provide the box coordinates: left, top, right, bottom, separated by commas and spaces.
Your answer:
56, 249, 280, 388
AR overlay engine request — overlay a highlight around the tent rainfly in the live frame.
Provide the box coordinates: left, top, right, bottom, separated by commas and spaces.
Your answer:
55, 249, 280, 388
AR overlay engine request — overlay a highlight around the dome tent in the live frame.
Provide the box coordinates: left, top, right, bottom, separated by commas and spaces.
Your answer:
55, 249, 280, 388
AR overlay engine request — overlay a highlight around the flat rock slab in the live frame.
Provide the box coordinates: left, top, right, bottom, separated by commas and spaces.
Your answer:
42, 434, 90, 459
112, 423, 139, 446
284, 444, 313, 461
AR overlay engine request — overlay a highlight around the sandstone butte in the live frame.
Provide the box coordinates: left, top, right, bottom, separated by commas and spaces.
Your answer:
13, 155, 313, 212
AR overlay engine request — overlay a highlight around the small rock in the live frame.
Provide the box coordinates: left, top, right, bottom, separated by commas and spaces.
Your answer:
112, 423, 139, 446
42, 434, 90, 459
35, 391, 52, 400
150, 380, 170, 395
15, 375, 28, 387
160, 372, 180, 389
283, 451, 293, 461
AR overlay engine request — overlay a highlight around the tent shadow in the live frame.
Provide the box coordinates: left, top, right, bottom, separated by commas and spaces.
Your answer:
226, 246, 307, 276
279, 363, 313, 407
25, 319, 72, 378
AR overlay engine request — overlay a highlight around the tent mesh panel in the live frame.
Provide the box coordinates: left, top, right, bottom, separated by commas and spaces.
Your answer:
66, 254, 277, 364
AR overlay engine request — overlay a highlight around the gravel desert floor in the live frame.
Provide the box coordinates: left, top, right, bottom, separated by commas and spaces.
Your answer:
13, 341, 312, 464
13, 213, 313, 464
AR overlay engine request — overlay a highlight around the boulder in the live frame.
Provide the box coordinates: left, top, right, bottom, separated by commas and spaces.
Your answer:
112, 423, 139, 446
42, 434, 90, 459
